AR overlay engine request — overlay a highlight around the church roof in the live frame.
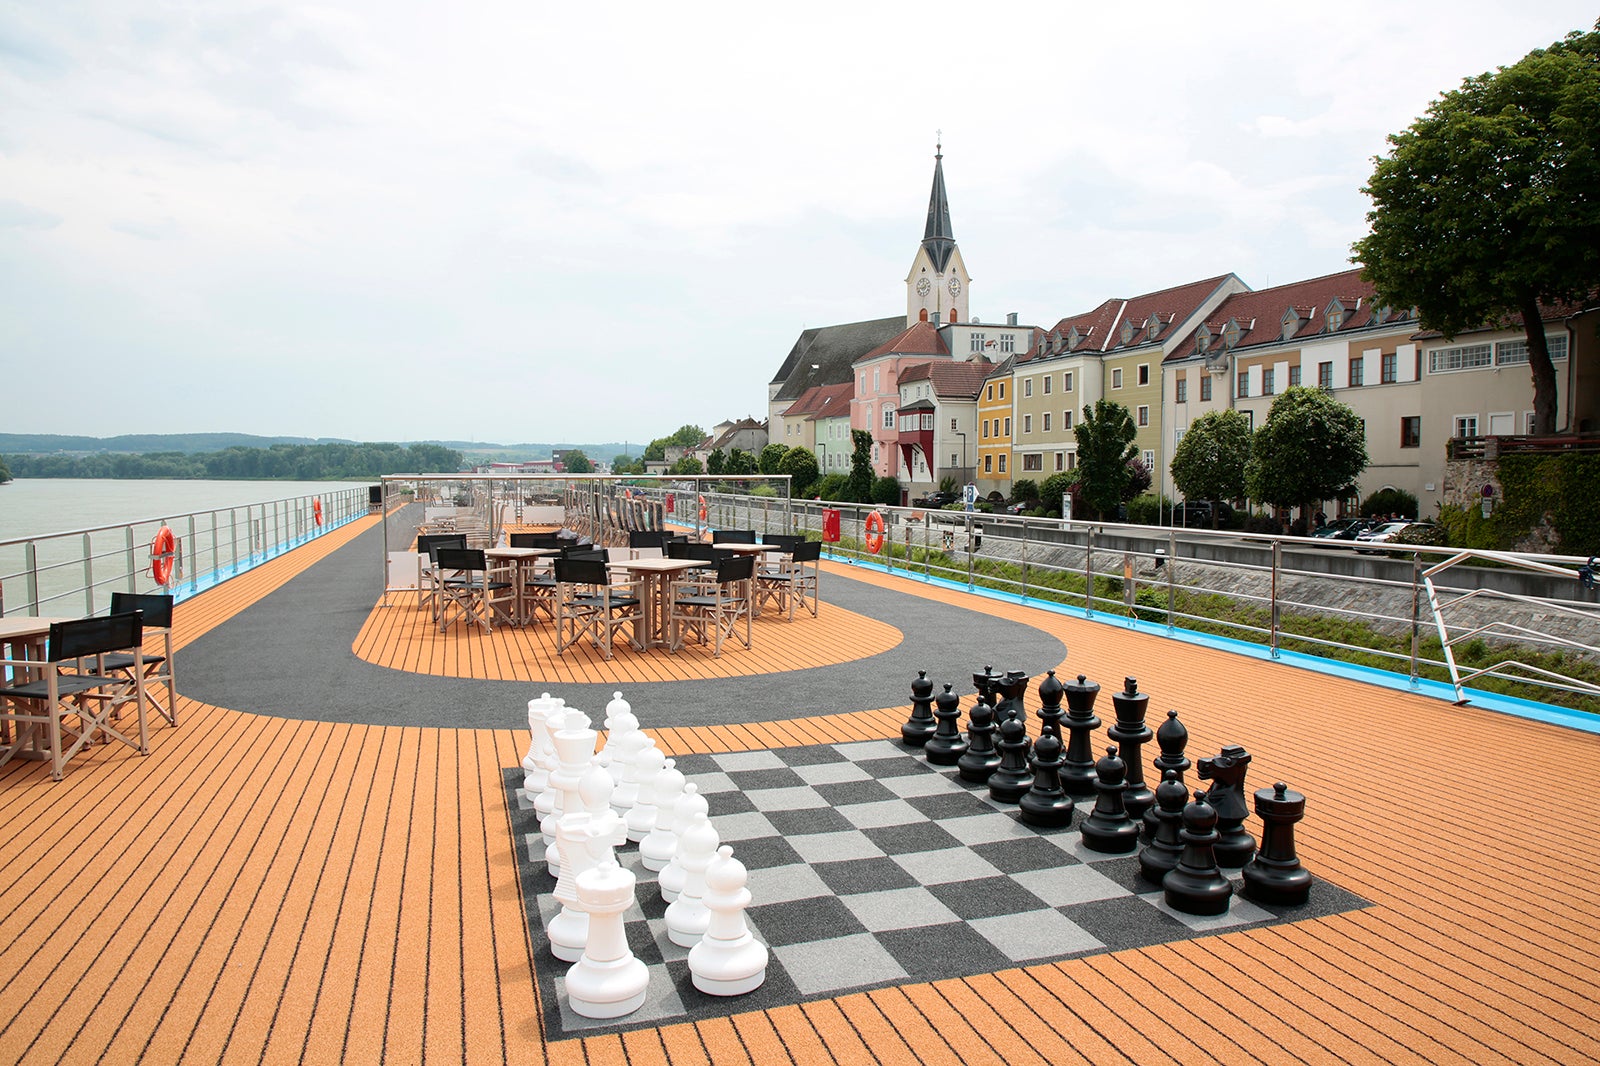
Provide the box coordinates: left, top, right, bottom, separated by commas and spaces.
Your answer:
857, 321, 950, 362
921, 146, 956, 274
770, 316, 907, 403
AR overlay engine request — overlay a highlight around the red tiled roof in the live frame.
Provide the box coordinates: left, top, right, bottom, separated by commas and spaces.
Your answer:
785, 381, 855, 420
856, 321, 950, 362
1164, 268, 1407, 362
899, 358, 993, 400
1409, 295, 1597, 339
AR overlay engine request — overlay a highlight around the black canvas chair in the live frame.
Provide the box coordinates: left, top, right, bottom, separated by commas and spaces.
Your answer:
0, 612, 148, 781
668, 554, 754, 657
416, 534, 467, 617
100, 591, 178, 727
510, 532, 562, 549
711, 529, 757, 544
756, 539, 822, 620
435, 547, 515, 633
553, 556, 642, 659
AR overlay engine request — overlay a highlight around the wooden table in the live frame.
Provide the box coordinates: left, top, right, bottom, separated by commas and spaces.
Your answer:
0, 616, 74, 755
605, 557, 708, 650
484, 547, 558, 625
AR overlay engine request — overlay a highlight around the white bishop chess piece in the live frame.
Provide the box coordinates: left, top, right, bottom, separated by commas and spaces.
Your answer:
688, 845, 767, 996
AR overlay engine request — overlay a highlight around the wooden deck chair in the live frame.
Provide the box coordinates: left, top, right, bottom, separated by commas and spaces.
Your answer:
756, 540, 821, 620
668, 554, 754, 657
101, 591, 178, 727
553, 556, 642, 660
435, 548, 514, 633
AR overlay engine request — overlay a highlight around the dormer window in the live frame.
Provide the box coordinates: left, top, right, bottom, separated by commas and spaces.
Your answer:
1145, 313, 1161, 341
1195, 325, 1212, 354
1066, 327, 1080, 350
1325, 299, 1346, 332
1372, 304, 1389, 325
1281, 306, 1302, 342
1121, 319, 1135, 346
1221, 319, 1242, 350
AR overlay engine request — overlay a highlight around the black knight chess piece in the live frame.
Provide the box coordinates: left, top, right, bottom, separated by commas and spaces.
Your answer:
1107, 677, 1154, 827
1138, 769, 1189, 883
1018, 734, 1075, 828
1197, 745, 1256, 867
987, 717, 1034, 804
1079, 745, 1141, 853
1143, 709, 1190, 842
1035, 670, 1066, 744
957, 702, 1002, 783
901, 670, 936, 748
1061, 674, 1102, 799
993, 670, 1029, 729
924, 684, 968, 766
1163, 790, 1234, 916
1242, 782, 1314, 906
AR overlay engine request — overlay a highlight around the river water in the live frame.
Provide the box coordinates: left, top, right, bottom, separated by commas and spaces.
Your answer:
0, 479, 365, 541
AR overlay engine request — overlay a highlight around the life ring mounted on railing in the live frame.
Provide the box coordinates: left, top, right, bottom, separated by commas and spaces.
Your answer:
313, 498, 324, 526
698, 495, 708, 523
864, 510, 886, 555
150, 526, 176, 586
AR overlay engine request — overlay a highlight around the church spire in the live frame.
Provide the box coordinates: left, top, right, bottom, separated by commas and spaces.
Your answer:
921, 138, 956, 273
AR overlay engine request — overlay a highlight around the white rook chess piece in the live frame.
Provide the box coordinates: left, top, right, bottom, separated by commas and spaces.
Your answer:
664, 812, 719, 947
689, 845, 767, 996
566, 863, 648, 1019
658, 783, 706, 903
626, 747, 667, 844
640, 760, 685, 872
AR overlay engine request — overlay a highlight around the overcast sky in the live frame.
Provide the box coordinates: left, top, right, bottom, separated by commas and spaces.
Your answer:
1, 2, 1592, 449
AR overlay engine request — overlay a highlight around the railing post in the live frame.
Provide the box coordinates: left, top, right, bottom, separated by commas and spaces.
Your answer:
965, 514, 975, 589
1270, 540, 1282, 658
124, 526, 137, 596
25, 541, 39, 615
1020, 521, 1029, 601
81, 532, 94, 616
187, 514, 198, 594
1410, 553, 1422, 686
1166, 530, 1177, 631
1083, 527, 1095, 617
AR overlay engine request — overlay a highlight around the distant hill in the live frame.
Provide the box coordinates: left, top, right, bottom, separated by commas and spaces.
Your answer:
0, 433, 640, 462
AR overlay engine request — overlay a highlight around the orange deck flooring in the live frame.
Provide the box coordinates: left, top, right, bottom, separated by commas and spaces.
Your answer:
1, 513, 1596, 1064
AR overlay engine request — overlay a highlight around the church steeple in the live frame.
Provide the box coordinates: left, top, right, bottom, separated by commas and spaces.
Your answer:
921, 140, 956, 273
905, 138, 970, 328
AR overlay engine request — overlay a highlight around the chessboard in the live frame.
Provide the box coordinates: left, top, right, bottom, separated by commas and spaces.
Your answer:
503, 738, 1367, 1043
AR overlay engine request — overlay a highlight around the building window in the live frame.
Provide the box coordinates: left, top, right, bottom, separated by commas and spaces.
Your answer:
1004, 417, 1011, 436
1200, 376, 1212, 402
1237, 372, 1249, 398
1023, 414, 1033, 434
1043, 413, 1052, 432
873, 369, 880, 392
1430, 344, 1493, 373
883, 405, 895, 429
1142, 450, 1154, 472
986, 384, 994, 401
1000, 334, 1015, 353
1055, 452, 1064, 472
1400, 417, 1421, 448
1022, 453, 1043, 472
1062, 410, 1073, 429
1318, 361, 1334, 389
981, 420, 989, 439
1497, 335, 1568, 365
970, 333, 986, 353
1043, 375, 1052, 394
1137, 364, 1149, 386
1065, 372, 1074, 392
1382, 352, 1397, 383
984, 455, 993, 473
1289, 365, 1302, 387
1024, 379, 1033, 398
1263, 368, 1275, 395
1112, 368, 1123, 389
998, 382, 1006, 399
1176, 378, 1188, 403
1454, 415, 1478, 438
998, 454, 1007, 473
950, 418, 958, 432
1525, 411, 1537, 434
1137, 405, 1149, 427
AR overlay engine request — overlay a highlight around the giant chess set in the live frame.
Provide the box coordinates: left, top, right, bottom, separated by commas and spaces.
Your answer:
505, 672, 1367, 1041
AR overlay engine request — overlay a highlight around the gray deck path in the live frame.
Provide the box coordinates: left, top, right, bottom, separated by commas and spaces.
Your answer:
179, 513, 1067, 728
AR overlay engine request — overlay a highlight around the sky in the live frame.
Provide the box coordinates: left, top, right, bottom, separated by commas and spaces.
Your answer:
1, 1, 1594, 450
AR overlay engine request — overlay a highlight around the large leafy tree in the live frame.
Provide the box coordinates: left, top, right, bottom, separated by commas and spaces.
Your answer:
560, 449, 593, 474
846, 429, 874, 503
1073, 400, 1137, 519
724, 448, 758, 476
706, 449, 726, 476
1245, 387, 1368, 528
1170, 410, 1252, 526
1353, 24, 1600, 435
758, 443, 789, 474
0, 455, 12, 483
777, 447, 819, 497
644, 425, 706, 462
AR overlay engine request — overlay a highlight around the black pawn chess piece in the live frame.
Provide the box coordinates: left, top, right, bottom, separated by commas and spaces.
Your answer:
1242, 783, 1314, 906
1061, 673, 1101, 799
1138, 769, 1189, 883
987, 717, 1034, 804
1035, 670, 1066, 744
1163, 790, 1234, 916
1079, 745, 1141, 854
901, 670, 936, 748
1107, 677, 1154, 827
957, 702, 1002, 783
1197, 745, 1256, 867
924, 684, 968, 766
1143, 709, 1191, 842
1018, 734, 1075, 828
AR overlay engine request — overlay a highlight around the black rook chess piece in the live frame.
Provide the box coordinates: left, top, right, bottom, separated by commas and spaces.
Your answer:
1107, 677, 1154, 827
1197, 745, 1256, 867
1138, 769, 1189, 883
1163, 790, 1234, 916
957, 702, 1002, 783
901, 670, 936, 748
1061, 674, 1101, 799
1035, 670, 1066, 744
1018, 734, 1075, 828
987, 717, 1034, 804
924, 685, 969, 766
1242, 782, 1314, 906
1143, 710, 1191, 841
1079, 745, 1141, 854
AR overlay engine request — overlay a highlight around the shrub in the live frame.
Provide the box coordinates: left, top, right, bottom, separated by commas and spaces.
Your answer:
870, 476, 902, 506
1012, 478, 1040, 504
1361, 487, 1418, 519
813, 473, 849, 500
1124, 494, 1173, 526
1133, 586, 1168, 624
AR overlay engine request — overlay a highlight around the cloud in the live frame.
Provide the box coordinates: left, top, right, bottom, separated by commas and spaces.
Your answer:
0, 198, 61, 229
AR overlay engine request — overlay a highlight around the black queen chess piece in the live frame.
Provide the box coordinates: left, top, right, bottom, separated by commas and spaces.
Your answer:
924, 684, 968, 766
1107, 677, 1154, 826
1079, 745, 1141, 854
1241, 782, 1314, 906
1163, 790, 1235, 916
957, 702, 1002, 783
1061, 673, 1102, 799
1144, 709, 1191, 841
1138, 769, 1189, 883
1197, 745, 1256, 867
901, 670, 936, 748
1018, 733, 1075, 828
1035, 670, 1066, 744
987, 717, 1034, 804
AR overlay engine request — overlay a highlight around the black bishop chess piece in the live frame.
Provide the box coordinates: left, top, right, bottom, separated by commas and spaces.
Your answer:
1242, 782, 1314, 906
957, 702, 1002, 783
1144, 709, 1191, 842
901, 670, 936, 748
987, 717, 1034, 804
1138, 769, 1189, 884
1163, 790, 1235, 916
1061, 673, 1102, 799
1018, 734, 1075, 828
1107, 677, 1154, 828
1035, 670, 1066, 744
1079, 745, 1141, 853
924, 684, 968, 766
1197, 745, 1256, 867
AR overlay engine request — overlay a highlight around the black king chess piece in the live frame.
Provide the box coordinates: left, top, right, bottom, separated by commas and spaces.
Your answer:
1196, 745, 1256, 867
1242, 782, 1314, 906
901, 670, 936, 748
1138, 769, 1189, 883
972, 665, 1000, 710
957, 702, 1002, 783
1060, 674, 1101, 799
1035, 670, 1066, 744
987, 717, 1034, 804
1143, 709, 1190, 842
1079, 745, 1141, 854
1019, 734, 1075, 828
1163, 790, 1234, 916
924, 684, 968, 766
1107, 677, 1154, 827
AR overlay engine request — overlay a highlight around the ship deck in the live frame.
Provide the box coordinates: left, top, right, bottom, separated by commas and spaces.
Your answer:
1, 512, 1596, 1065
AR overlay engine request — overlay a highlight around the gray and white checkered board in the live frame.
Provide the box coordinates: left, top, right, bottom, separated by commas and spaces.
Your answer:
504, 738, 1365, 1042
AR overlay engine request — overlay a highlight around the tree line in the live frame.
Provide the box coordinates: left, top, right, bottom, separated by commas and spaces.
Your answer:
2, 441, 464, 481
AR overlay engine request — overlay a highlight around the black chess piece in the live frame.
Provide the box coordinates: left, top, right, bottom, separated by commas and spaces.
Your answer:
957, 702, 1002, 783
1197, 745, 1256, 867
987, 717, 1033, 804
924, 684, 968, 766
1242, 782, 1314, 906
993, 670, 1029, 729
1143, 709, 1191, 841
901, 670, 936, 748
1107, 677, 1154, 827
1079, 745, 1141, 853
1018, 734, 1075, 828
1163, 790, 1234, 916
1061, 673, 1101, 799
1035, 670, 1066, 744
1138, 769, 1189, 883
972, 665, 1000, 710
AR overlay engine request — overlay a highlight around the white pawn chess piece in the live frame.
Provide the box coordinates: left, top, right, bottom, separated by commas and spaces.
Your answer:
600, 691, 631, 754
639, 760, 685, 871
664, 813, 719, 947
566, 862, 648, 1018
658, 783, 707, 904
540, 715, 595, 851
625, 747, 667, 843
688, 845, 768, 996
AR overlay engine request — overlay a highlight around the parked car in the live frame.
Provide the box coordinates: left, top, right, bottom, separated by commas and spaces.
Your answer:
1176, 500, 1234, 528
913, 490, 959, 508
1354, 521, 1411, 552
1312, 518, 1377, 541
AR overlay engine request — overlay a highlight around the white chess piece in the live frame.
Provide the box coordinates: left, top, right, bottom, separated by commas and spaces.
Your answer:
639, 760, 685, 871
546, 812, 593, 962
609, 726, 655, 814
664, 813, 719, 947
566, 862, 648, 1018
540, 715, 595, 851
688, 845, 767, 995
658, 783, 707, 904
626, 747, 667, 843
522, 694, 561, 794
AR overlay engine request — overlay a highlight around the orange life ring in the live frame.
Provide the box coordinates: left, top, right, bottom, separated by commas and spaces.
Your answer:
150, 526, 176, 585
698, 495, 708, 522
313, 498, 324, 526
864, 511, 886, 554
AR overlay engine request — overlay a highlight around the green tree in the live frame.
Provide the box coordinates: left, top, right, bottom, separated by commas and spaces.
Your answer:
846, 430, 874, 503
1353, 24, 1600, 435
1040, 472, 1077, 517
669, 455, 703, 475
758, 443, 789, 475
725, 448, 758, 476
611, 454, 641, 474
1073, 401, 1138, 519
871, 475, 902, 506
1245, 387, 1369, 530
778, 447, 819, 497
1169, 410, 1252, 527
706, 449, 726, 476
561, 449, 594, 474
0, 455, 12, 483
644, 425, 706, 462
1011, 478, 1040, 506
